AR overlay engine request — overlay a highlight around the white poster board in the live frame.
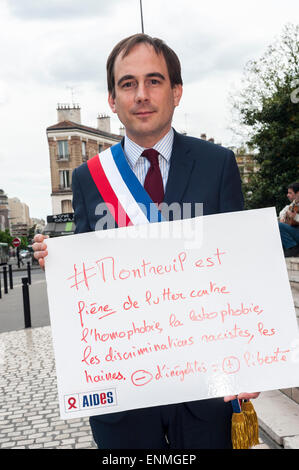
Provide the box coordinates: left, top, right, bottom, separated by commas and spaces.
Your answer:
45, 208, 299, 419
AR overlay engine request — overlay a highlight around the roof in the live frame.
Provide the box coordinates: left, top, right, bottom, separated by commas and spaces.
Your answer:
46, 120, 122, 141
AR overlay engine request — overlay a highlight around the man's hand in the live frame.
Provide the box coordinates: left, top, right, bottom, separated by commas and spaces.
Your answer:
33, 234, 49, 270
224, 392, 260, 402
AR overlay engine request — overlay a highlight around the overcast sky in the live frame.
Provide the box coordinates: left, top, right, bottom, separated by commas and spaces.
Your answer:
0, 0, 298, 221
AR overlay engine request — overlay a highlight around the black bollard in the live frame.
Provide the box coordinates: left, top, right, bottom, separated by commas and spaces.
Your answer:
27, 262, 31, 285
8, 264, 13, 289
22, 277, 31, 328
3, 266, 8, 294
0, 275, 2, 299
17, 247, 20, 268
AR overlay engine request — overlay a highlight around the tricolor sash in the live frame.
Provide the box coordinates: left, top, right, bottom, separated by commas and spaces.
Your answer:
87, 142, 164, 227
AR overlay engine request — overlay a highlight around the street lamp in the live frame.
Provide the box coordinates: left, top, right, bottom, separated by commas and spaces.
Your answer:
139, 0, 144, 33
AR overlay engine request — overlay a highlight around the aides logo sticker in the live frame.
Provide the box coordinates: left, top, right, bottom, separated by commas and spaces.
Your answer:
64, 389, 117, 413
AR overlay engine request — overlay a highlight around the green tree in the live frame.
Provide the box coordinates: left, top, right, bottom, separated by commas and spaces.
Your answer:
28, 224, 36, 244
20, 236, 28, 249
231, 23, 299, 212
0, 229, 13, 246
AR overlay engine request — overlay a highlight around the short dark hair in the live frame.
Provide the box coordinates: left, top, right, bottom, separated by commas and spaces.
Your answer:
106, 34, 183, 98
288, 182, 299, 193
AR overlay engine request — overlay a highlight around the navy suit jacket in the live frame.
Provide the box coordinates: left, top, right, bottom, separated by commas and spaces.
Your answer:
71, 129, 243, 423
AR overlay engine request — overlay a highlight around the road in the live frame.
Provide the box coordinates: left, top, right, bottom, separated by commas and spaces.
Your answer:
0, 264, 50, 333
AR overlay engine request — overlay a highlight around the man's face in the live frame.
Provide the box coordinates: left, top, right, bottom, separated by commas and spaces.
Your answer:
108, 43, 182, 147
287, 188, 296, 202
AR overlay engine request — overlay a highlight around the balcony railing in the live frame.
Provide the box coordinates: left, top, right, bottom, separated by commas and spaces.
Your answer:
56, 154, 70, 161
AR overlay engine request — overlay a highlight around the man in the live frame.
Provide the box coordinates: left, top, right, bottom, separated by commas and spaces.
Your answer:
279, 182, 299, 257
33, 34, 259, 449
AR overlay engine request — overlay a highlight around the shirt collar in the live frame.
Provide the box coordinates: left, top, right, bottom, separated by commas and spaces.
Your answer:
124, 127, 174, 169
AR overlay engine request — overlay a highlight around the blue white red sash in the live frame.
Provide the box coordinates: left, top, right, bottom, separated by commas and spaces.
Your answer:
87, 142, 164, 227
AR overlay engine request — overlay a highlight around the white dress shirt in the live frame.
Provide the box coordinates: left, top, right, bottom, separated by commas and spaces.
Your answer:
123, 127, 174, 190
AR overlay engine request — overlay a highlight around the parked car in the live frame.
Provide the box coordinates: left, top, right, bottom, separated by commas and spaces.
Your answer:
19, 249, 31, 260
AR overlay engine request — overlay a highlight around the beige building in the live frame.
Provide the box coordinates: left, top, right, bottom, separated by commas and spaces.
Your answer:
0, 189, 9, 231
228, 145, 259, 184
235, 154, 259, 183
8, 197, 31, 227
46, 104, 122, 217
31, 217, 46, 234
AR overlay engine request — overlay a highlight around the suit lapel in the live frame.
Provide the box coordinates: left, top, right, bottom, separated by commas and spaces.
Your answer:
164, 130, 195, 205
121, 131, 195, 206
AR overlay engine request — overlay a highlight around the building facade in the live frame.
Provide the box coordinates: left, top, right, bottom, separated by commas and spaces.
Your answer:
8, 197, 31, 226
7, 196, 31, 237
46, 104, 122, 217
31, 217, 46, 234
45, 104, 122, 235
235, 154, 259, 183
0, 189, 9, 231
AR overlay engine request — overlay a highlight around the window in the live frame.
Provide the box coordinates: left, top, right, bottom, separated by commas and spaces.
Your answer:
82, 141, 87, 161
59, 170, 70, 189
82, 140, 86, 159
61, 199, 73, 213
98, 144, 103, 154
58, 140, 69, 160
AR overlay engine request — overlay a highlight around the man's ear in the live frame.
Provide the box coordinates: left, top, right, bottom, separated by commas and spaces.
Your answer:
173, 84, 183, 107
108, 92, 117, 113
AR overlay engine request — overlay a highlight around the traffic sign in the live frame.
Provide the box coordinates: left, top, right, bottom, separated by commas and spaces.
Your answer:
12, 237, 21, 248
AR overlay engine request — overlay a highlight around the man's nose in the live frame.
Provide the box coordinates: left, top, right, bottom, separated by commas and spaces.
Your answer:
135, 83, 149, 102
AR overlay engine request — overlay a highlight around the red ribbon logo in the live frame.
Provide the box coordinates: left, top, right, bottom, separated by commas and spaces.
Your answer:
68, 397, 77, 410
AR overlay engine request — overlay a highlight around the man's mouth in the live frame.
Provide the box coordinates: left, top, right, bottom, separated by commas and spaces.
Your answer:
133, 110, 155, 117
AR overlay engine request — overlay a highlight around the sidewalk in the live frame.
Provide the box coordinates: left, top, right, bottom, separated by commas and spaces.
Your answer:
254, 390, 299, 449
0, 326, 96, 449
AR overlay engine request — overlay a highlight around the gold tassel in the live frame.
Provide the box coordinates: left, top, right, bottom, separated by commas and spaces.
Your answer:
231, 411, 250, 449
241, 400, 259, 447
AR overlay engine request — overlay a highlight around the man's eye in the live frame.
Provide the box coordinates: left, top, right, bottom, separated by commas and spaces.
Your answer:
122, 81, 136, 88
149, 79, 159, 85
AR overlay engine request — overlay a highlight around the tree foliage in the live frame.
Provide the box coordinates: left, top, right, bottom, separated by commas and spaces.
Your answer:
232, 23, 299, 212
0, 230, 29, 249
0, 229, 13, 246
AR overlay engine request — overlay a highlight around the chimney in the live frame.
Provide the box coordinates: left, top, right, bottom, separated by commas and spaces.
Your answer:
97, 114, 111, 133
119, 126, 125, 136
57, 103, 81, 123
200, 133, 206, 140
